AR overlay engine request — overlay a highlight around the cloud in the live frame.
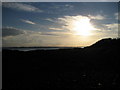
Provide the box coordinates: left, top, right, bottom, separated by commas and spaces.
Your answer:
57, 15, 118, 38
21, 19, 36, 25
88, 15, 105, 20
50, 4, 73, 9
114, 12, 120, 20
94, 23, 118, 37
2, 27, 25, 37
57, 15, 96, 31
41, 31, 72, 36
65, 4, 74, 8
40, 32, 59, 36
2, 2, 43, 12
49, 27, 63, 30
105, 23, 118, 31
45, 18, 54, 22
2, 28, 71, 47
2, 26, 74, 47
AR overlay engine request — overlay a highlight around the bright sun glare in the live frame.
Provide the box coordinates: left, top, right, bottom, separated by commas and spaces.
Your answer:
72, 17, 95, 36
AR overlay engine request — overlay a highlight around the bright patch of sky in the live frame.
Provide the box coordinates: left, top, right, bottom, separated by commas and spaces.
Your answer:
2, 2, 119, 47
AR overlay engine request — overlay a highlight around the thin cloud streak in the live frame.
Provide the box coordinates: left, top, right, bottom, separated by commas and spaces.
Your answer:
45, 18, 54, 22
49, 27, 63, 30
21, 19, 36, 25
2, 2, 43, 12
88, 15, 105, 20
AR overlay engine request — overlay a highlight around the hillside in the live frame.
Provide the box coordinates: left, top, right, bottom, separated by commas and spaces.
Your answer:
90, 38, 119, 48
3, 38, 120, 89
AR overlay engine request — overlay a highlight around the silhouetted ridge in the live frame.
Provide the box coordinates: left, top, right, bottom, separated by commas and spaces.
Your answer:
90, 38, 119, 48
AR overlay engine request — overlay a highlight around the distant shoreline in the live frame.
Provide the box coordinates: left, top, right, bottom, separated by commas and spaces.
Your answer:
2, 47, 84, 51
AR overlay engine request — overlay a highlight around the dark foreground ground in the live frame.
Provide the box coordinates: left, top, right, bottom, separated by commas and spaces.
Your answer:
2, 38, 120, 89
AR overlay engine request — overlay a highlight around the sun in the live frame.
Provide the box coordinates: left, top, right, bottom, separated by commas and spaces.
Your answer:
72, 17, 95, 36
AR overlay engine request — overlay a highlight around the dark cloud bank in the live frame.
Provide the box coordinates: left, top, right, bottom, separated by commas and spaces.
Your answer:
2, 27, 25, 37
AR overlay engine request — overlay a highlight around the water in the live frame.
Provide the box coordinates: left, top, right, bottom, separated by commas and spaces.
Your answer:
2, 47, 77, 51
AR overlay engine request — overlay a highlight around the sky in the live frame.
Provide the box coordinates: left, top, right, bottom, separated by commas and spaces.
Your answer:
2, 2, 119, 47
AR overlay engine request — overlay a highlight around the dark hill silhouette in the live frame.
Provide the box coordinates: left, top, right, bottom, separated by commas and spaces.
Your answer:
3, 38, 120, 89
90, 38, 119, 48
83, 38, 119, 71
